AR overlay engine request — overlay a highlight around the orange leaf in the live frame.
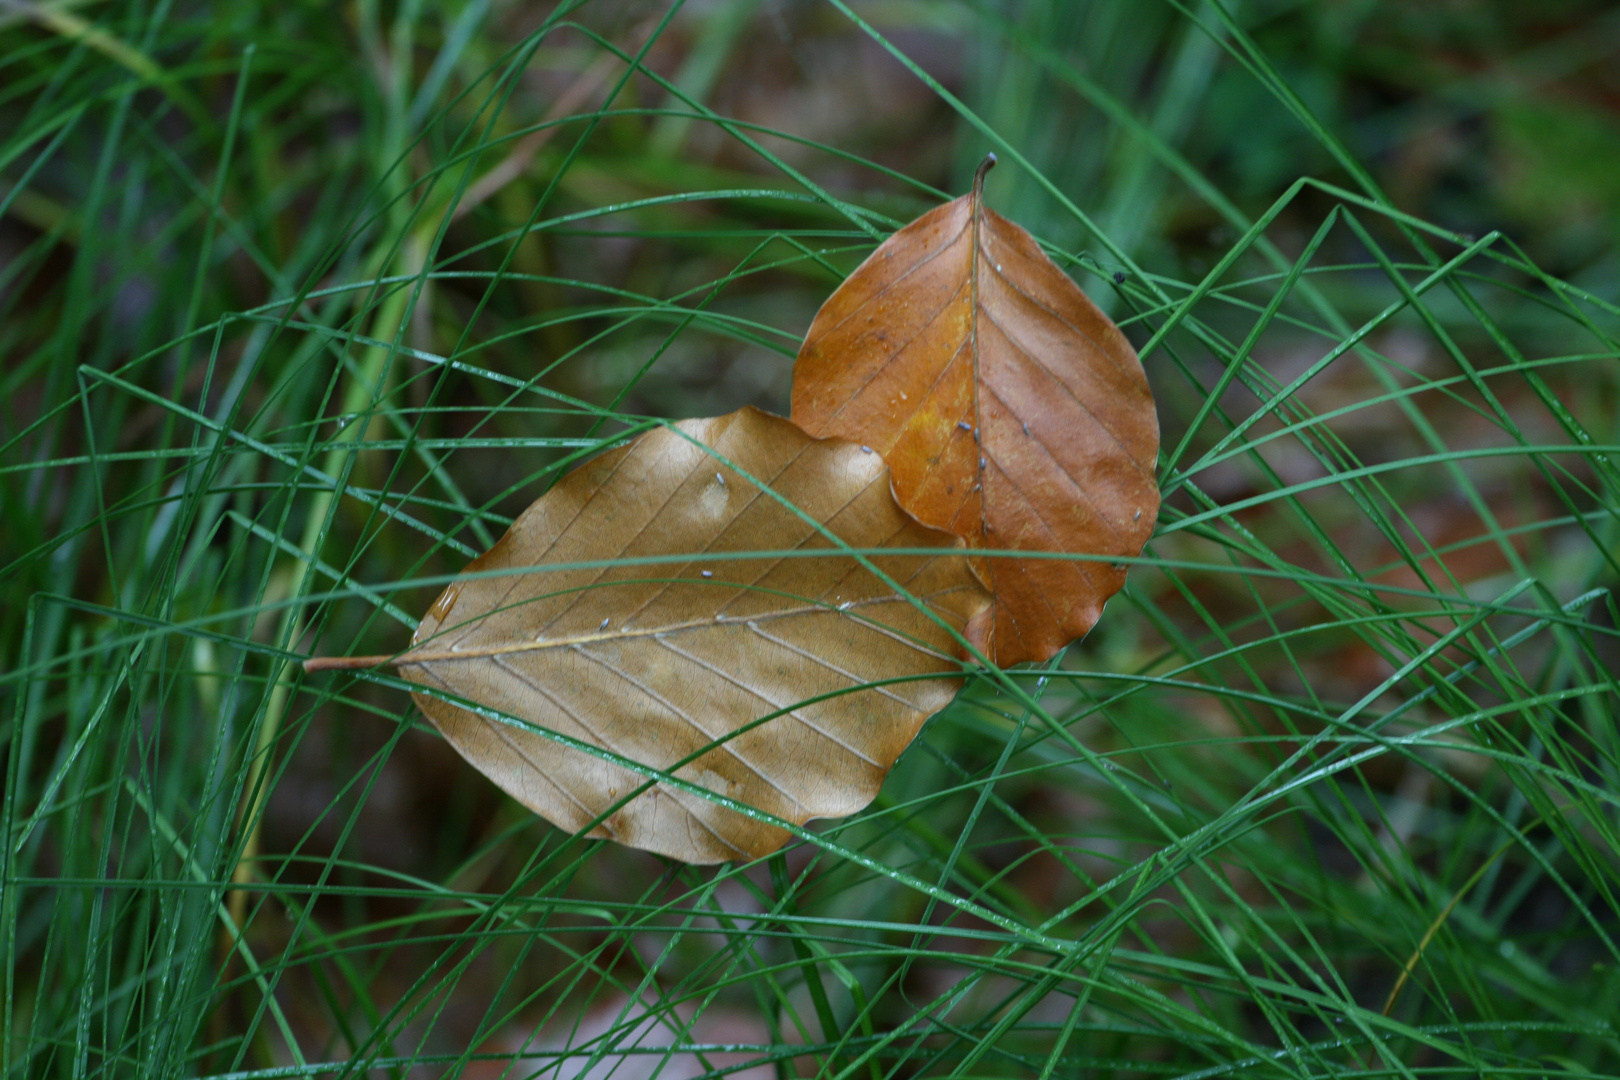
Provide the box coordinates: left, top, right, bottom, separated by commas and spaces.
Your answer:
791, 157, 1159, 666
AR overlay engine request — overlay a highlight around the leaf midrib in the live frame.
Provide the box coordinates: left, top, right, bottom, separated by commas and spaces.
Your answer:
403, 589, 968, 665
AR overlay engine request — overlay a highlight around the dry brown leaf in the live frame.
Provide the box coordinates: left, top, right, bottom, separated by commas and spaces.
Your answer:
310, 408, 990, 864
791, 157, 1160, 667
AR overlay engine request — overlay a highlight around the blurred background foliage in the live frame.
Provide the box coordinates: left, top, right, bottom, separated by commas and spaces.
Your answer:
3, 1, 1619, 1078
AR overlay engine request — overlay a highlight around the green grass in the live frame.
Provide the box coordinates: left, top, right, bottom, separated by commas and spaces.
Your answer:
4, 1, 1620, 1078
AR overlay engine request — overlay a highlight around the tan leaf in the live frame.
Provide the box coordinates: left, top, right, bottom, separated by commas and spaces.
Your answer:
315, 408, 990, 864
791, 157, 1160, 667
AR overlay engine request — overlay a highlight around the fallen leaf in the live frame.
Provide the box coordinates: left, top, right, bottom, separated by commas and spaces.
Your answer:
312, 407, 990, 864
791, 156, 1159, 666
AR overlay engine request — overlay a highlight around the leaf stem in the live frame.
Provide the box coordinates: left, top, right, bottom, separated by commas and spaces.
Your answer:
302, 654, 400, 673
973, 151, 996, 198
